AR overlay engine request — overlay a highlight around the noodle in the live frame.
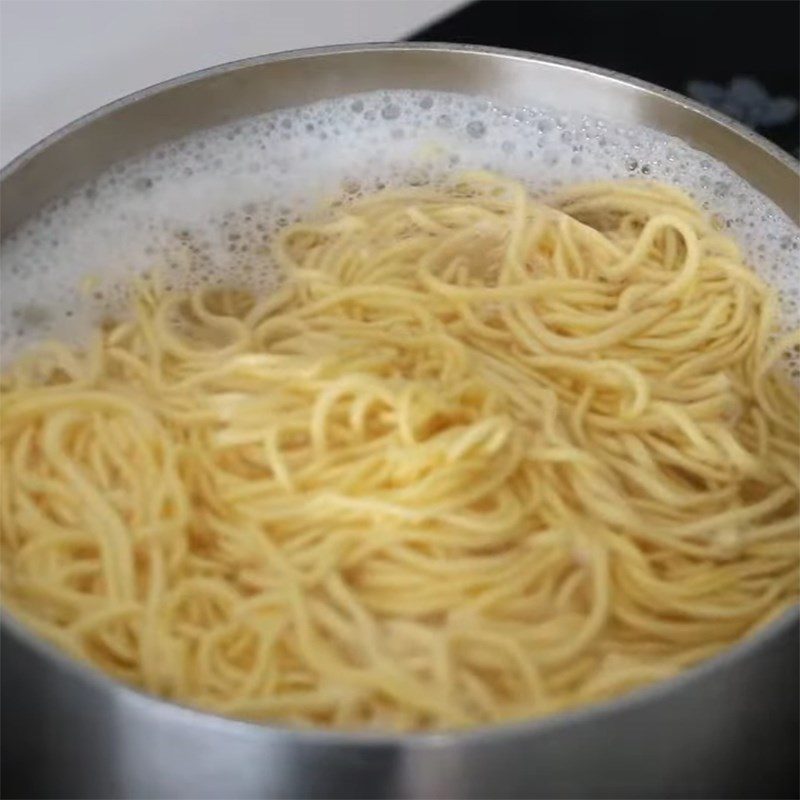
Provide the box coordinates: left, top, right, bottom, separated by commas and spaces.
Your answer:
1, 173, 798, 731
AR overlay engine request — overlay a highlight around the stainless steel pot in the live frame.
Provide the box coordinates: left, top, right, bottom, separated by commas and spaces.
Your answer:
1, 43, 798, 800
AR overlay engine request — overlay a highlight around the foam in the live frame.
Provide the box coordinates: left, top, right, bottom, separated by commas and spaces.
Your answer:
2, 89, 798, 377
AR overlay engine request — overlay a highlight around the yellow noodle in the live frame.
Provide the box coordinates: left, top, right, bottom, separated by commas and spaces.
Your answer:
1, 172, 798, 731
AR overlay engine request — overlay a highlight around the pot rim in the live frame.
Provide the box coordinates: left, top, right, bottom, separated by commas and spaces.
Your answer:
3, 42, 798, 187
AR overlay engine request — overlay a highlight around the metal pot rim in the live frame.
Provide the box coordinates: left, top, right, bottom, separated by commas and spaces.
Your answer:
2, 40, 798, 746
3, 41, 798, 182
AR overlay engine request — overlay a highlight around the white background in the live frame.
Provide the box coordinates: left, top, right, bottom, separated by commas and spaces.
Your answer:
0, 0, 463, 165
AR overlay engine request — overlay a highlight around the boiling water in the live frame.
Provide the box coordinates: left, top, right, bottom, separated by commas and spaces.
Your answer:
2, 90, 798, 375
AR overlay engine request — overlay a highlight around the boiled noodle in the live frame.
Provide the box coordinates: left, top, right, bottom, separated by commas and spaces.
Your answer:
1, 172, 798, 731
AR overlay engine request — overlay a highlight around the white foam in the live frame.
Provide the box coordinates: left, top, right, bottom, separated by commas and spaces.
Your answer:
2, 90, 798, 377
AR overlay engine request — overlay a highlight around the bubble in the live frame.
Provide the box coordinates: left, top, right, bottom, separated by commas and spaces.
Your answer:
466, 120, 486, 139
381, 104, 400, 121
714, 181, 730, 197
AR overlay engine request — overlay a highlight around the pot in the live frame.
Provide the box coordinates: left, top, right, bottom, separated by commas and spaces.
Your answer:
1, 43, 798, 800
